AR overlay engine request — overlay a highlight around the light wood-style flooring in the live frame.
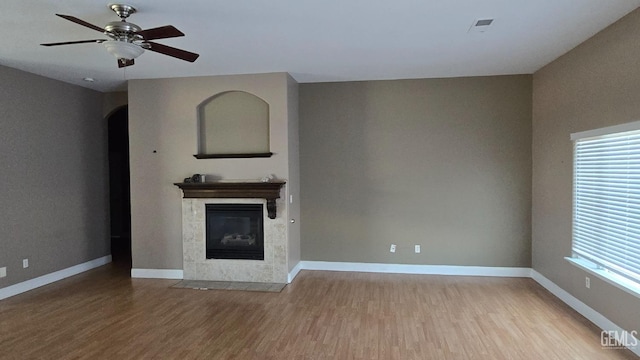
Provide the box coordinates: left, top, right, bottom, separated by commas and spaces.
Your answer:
0, 264, 636, 359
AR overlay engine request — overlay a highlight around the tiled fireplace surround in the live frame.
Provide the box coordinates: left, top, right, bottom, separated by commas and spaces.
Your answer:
179, 184, 289, 284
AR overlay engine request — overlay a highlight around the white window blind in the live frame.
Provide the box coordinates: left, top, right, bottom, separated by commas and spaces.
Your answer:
572, 127, 640, 287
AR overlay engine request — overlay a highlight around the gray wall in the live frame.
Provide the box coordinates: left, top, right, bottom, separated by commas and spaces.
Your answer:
0, 65, 110, 288
300, 75, 532, 266
532, 8, 640, 334
103, 91, 128, 118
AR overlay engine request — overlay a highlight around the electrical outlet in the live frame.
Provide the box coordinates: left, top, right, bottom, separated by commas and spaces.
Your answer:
390, 244, 396, 253
415, 245, 421, 253
0, 267, 6, 278
23, 259, 29, 268
585, 277, 590, 289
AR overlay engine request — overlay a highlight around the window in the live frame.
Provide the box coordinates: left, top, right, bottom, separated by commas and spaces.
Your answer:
568, 121, 640, 296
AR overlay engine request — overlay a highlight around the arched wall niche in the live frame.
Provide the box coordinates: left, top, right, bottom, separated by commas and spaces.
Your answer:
196, 90, 271, 158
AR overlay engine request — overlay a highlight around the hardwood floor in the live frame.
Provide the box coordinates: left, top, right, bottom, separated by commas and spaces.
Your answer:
0, 264, 636, 359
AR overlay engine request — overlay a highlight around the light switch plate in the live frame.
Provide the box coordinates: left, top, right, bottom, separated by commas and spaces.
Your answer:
0, 267, 6, 278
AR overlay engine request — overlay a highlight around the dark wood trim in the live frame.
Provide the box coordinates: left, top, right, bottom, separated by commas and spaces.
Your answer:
174, 181, 286, 219
193, 152, 273, 159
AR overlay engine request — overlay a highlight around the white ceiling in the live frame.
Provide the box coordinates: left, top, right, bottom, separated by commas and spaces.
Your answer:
1, 1, 638, 92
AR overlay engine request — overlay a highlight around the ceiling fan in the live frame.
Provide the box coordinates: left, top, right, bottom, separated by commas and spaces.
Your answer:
41, 4, 199, 68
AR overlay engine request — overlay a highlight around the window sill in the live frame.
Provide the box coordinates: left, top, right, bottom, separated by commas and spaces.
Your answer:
565, 257, 640, 299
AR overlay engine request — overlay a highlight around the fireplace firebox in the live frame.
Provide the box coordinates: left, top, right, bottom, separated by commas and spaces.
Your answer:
205, 204, 264, 260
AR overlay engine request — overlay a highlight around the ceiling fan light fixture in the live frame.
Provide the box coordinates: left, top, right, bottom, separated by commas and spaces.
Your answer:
103, 40, 144, 60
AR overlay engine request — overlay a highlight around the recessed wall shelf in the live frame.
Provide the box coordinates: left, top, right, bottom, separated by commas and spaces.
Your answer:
193, 152, 273, 159
197, 91, 271, 158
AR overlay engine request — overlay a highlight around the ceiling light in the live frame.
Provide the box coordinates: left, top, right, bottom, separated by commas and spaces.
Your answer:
82, 77, 95, 82
103, 40, 144, 60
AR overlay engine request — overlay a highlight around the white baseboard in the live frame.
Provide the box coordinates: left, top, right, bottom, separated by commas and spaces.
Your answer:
298, 261, 532, 277
0, 255, 112, 301
531, 270, 639, 357
131, 268, 183, 279
288, 262, 303, 283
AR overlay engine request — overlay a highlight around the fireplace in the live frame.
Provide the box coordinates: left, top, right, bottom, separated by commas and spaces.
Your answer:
175, 181, 288, 283
206, 204, 264, 260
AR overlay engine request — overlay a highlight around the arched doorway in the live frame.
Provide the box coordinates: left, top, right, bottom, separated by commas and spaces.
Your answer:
107, 106, 132, 266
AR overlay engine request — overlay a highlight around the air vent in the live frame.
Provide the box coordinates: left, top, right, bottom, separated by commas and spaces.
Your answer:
468, 18, 494, 33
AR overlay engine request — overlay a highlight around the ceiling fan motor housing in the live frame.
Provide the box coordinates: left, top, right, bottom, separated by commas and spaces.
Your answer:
105, 21, 143, 41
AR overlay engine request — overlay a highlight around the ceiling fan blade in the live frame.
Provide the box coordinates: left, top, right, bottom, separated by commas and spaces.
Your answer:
41, 39, 105, 47
146, 41, 199, 62
118, 59, 135, 68
56, 14, 106, 33
137, 25, 184, 40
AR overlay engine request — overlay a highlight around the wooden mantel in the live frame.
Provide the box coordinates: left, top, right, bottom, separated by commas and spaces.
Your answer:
174, 181, 286, 219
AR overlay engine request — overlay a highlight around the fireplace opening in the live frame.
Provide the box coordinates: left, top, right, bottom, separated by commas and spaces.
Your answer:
206, 204, 264, 260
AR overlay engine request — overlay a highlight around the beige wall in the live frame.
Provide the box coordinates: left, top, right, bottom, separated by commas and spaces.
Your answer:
287, 75, 301, 271
128, 72, 298, 270
299, 75, 532, 266
0, 65, 109, 288
532, 9, 640, 334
